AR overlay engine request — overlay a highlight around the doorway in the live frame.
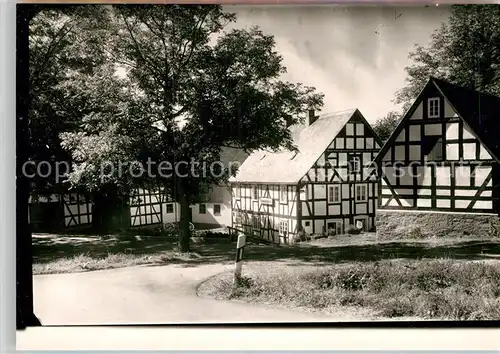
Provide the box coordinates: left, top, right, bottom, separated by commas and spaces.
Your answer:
353, 216, 369, 231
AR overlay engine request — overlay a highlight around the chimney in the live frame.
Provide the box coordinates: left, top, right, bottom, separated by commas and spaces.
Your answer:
308, 109, 318, 126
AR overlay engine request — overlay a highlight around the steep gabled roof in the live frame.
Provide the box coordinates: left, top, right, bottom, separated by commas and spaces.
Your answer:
229, 109, 359, 184
220, 146, 249, 167
376, 77, 500, 163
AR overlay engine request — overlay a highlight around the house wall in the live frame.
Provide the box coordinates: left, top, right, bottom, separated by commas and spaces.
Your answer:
231, 183, 298, 244
299, 113, 380, 234
378, 87, 497, 215
130, 188, 163, 227
28, 193, 93, 231
131, 187, 230, 229
191, 186, 232, 228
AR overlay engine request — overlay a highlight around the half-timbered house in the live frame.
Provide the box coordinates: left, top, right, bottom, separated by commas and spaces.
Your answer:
230, 109, 382, 244
375, 77, 500, 238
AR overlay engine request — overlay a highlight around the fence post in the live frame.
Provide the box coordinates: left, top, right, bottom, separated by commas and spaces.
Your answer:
233, 233, 246, 286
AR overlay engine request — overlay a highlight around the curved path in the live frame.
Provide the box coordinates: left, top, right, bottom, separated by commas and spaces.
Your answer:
34, 263, 333, 325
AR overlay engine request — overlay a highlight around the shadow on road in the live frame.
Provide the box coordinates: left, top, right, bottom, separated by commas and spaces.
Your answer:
33, 233, 500, 268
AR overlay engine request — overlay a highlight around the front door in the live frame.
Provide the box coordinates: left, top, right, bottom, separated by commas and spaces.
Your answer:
353, 216, 368, 231
327, 222, 337, 236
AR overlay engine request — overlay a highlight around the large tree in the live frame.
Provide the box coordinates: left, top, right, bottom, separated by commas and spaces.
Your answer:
27, 6, 115, 196
395, 4, 500, 112
61, 5, 324, 251
17, 4, 120, 327
28, 6, 135, 231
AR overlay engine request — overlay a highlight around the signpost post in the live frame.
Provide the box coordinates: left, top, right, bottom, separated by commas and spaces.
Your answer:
233, 233, 246, 286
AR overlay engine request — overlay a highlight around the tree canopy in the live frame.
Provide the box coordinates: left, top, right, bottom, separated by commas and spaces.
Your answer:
395, 4, 500, 112
372, 111, 401, 143
28, 6, 119, 196
53, 5, 324, 250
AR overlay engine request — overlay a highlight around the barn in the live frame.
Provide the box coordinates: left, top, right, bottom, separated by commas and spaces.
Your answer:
229, 109, 382, 244
130, 147, 248, 230
375, 77, 500, 239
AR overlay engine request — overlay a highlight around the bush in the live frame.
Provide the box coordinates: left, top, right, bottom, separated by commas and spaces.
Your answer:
121, 225, 177, 240
346, 224, 361, 235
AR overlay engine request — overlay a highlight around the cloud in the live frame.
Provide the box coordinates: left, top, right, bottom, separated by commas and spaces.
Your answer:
228, 5, 451, 123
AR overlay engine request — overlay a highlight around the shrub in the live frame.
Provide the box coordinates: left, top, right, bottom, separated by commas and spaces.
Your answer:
379, 297, 414, 317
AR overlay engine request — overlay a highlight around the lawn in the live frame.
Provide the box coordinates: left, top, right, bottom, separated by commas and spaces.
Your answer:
33, 231, 500, 274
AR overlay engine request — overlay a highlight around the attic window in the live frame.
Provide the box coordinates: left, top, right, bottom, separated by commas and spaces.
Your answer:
428, 97, 440, 118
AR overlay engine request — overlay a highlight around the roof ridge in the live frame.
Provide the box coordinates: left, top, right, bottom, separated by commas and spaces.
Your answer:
432, 77, 500, 101
318, 108, 357, 118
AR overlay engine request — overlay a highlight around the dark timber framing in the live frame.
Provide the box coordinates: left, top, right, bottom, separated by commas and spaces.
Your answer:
231, 109, 382, 244
375, 77, 500, 215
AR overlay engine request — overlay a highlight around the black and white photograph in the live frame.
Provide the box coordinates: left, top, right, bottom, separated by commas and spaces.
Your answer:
16, 3, 500, 329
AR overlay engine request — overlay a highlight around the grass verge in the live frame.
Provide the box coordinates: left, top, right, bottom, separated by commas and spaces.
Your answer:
33, 251, 202, 275
198, 259, 500, 320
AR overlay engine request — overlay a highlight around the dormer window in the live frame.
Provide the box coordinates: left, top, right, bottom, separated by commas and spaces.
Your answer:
428, 97, 440, 118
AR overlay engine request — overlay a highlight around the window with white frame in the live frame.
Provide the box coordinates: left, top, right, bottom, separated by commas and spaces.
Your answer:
328, 185, 340, 203
213, 204, 221, 216
280, 186, 288, 203
428, 97, 440, 118
253, 185, 259, 199
234, 185, 240, 199
348, 154, 361, 173
355, 184, 367, 202
279, 220, 288, 235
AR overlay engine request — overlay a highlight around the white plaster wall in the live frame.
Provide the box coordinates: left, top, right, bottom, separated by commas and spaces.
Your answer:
410, 102, 423, 120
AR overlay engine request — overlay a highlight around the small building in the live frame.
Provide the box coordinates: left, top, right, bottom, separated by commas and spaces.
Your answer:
374, 77, 500, 239
29, 192, 94, 232
229, 109, 382, 244
130, 147, 248, 230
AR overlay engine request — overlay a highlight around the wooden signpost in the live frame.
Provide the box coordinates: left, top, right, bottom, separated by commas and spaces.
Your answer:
233, 233, 246, 285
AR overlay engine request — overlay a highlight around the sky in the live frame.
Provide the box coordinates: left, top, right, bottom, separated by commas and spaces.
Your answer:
227, 5, 451, 123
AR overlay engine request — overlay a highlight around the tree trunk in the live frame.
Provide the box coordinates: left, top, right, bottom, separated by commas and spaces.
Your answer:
176, 181, 191, 252
16, 6, 41, 329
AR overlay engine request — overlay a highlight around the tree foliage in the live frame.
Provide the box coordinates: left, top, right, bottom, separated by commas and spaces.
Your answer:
57, 5, 324, 250
372, 111, 401, 143
395, 4, 500, 112
28, 6, 119, 195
